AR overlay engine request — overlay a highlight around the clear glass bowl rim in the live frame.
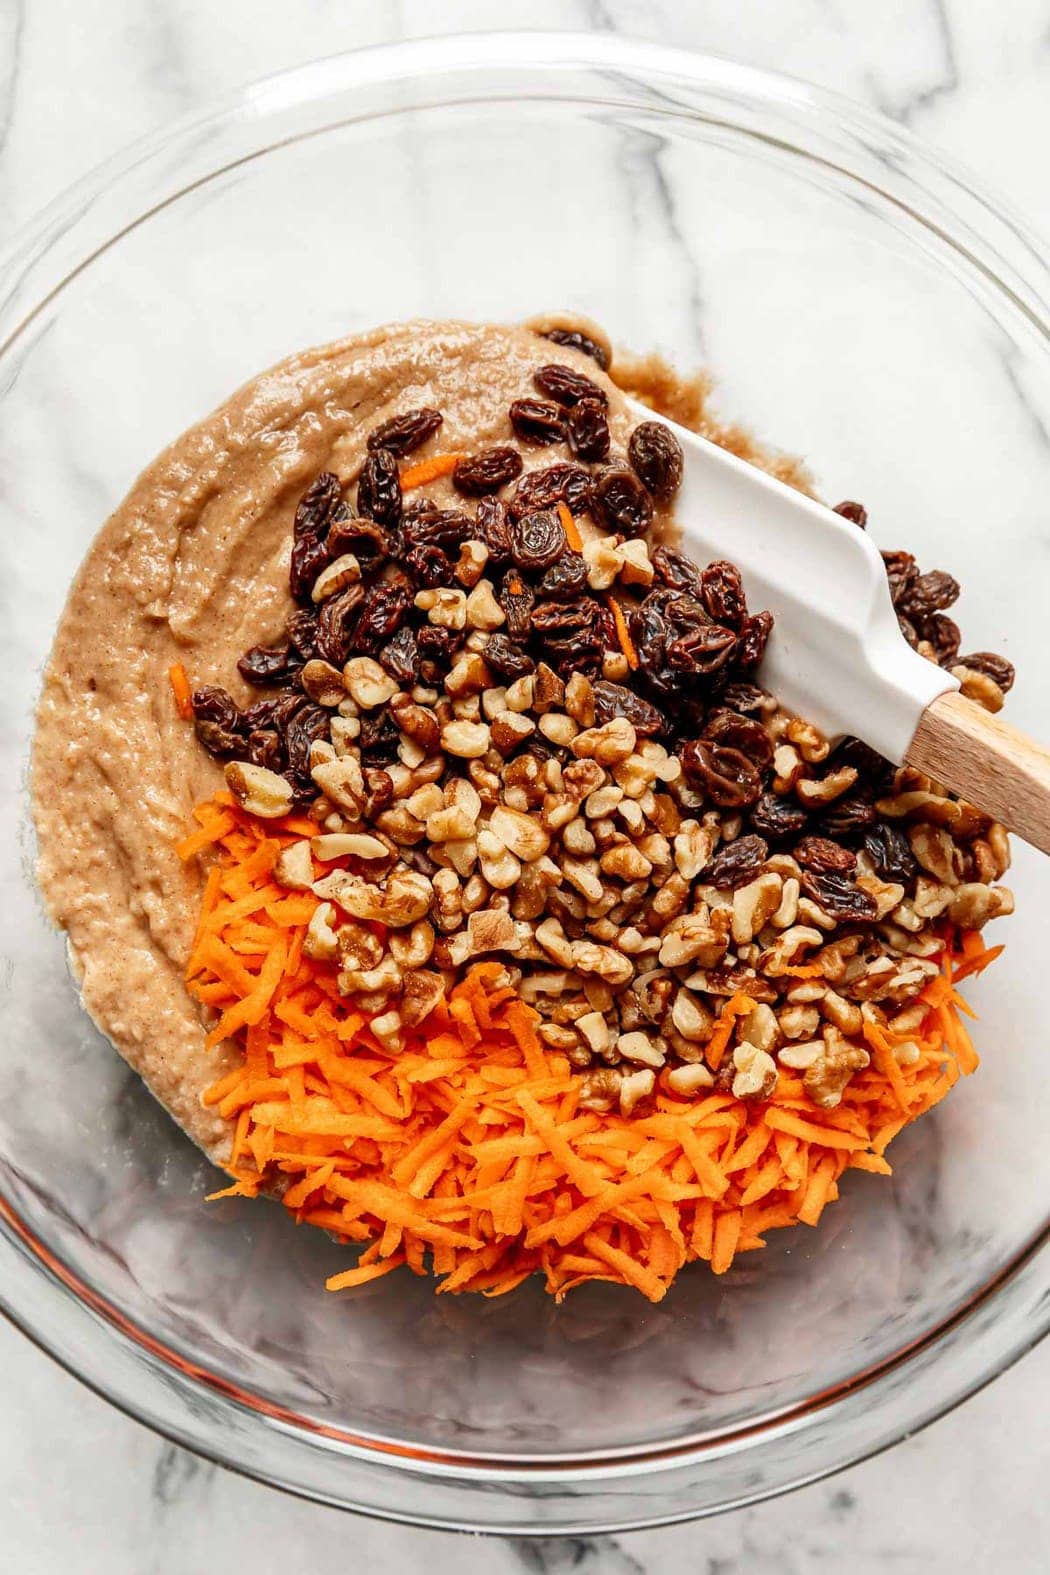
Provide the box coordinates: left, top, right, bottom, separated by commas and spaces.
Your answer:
1, 30, 1047, 1533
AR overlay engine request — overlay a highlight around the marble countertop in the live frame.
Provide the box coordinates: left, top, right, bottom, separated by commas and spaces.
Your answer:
2, 1, 1048, 1570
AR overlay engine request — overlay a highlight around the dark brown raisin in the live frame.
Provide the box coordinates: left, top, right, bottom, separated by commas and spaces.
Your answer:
405, 544, 453, 587
509, 398, 566, 446
246, 729, 282, 772
749, 791, 809, 840
286, 703, 330, 789
289, 534, 332, 604
353, 582, 413, 656
498, 571, 536, 639
833, 736, 892, 784
680, 740, 762, 809
191, 685, 243, 757
703, 708, 774, 768
628, 421, 684, 502
531, 599, 604, 669
700, 561, 747, 629
793, 836, 857, 873
534, 363, 608, 408
293, 471, 342, 541
881, 550, 918, 604
367, 408, 443, 457
957, 650, 1015, 693
735, 611, 774, 672
833, 500, 868, 527
314, 585, 365, 667
863, 821, 917, 884
703, 833, 770, 890
236, 641, 301, 687
402, 505, 475, 552
538, 553, 588, 601
484, 632, 536, 680
379, 625, 420, 683
356, 448, 402, 527
475, 496, 514, 566
650, 546, 703, 597
591, 680, 666, 737
359, 710, 402, 766
510, 462, 593, 520
799, 869, 878, 923
241, 692, 305, 734
591, 466, 653, 537
567, 397, 610, 462
899, 569, 960, 617
720, 682, 769, 715
817, 793, 878, 839
917, 611, 961, 665
453, 446, 524, 497
666, 623, 737, 676
416, 623, 463, 683
628, 602, 670, 675
511, 508, 566, 572
540, 328, 610, 370
286, 609, 320, 660
326, 515, 391, 566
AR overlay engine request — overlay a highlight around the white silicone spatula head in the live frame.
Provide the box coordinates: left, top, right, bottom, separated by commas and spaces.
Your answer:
630, 401, 1050, 854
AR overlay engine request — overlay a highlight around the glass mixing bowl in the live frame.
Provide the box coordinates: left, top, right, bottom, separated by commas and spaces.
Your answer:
1, 32, 1048, 1533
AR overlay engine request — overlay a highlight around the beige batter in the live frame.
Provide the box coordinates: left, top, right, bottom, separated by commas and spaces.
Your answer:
31, 318, 808, 1162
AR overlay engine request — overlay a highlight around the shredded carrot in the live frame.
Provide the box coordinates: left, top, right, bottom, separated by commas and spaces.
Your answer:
557, 501, 583, 552
608, 596, 639, 670
168, 662, 194, 721
400, 453, 465, 490
184, 799, 1000, 1301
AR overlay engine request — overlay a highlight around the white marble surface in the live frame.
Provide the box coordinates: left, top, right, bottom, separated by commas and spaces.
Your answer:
2, 1, 1049, 1569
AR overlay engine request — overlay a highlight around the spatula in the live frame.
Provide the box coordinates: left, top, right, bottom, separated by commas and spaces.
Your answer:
629, 401, 1050, 855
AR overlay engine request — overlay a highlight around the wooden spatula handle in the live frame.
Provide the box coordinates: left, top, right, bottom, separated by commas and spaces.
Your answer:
907, 691, 1050, 854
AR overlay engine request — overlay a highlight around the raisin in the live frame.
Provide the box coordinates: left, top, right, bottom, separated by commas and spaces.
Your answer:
191, 685, 243, 757
720, 682, 769, 715
567, 397, 610, 462
793, 835, 857, 873
700, 561, 747, 629
241, 692, 306, 734
749, 791, 809, 840
509, 398, 566, 446
289, 534, 332, 604
367, 407, 443, 457
863, 821, 917, 885
314, 585, 365, 666
379, 624, 420, 683
666, 623, 737, 676
540, 328, 610, 370
898, 613, 920, 649
483, 632, 536, 680
327, 515, 391, 566
833, 500, 868, 527
356, 448, 402, 527
538, 553, 588, 601
294, 471, 342, 541
286, 609, 320, 660
680, 740, 762, 809
286, 703, 330, 789
354, 582, 413, 655
899, 569, 960, 618
534, 363, 608, 408
703, 833, 769, 890
650, 546, 703, 597
416, 623, 463, 683
236, 641, 302, 687
510, 463, 593, 520
402, 505, 475, 552
881, 550, 918, 604
246, 729, 283, 772
532, 599, 604, 670
817, 793, 878, 839
832, 735, 892, 784
405, 544, 453, 587
799, 869, 878, 923
591, 466, 654, 537
703, 708, 773, 768
358, 709, 402, 765
498, 571, 536, 638
453, 446, 523, 496
735, 611, 774, 672
957, 650, 1015, 693
628, 421, 684, 502
475, 496, 514, 566
511, 508, 566, 572
591, 680, 666, 737
628, 602, 670, 675
917, 612, 961, 665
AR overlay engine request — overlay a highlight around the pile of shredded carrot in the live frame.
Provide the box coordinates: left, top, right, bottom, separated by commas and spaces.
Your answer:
179, 794, 1002, 1302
